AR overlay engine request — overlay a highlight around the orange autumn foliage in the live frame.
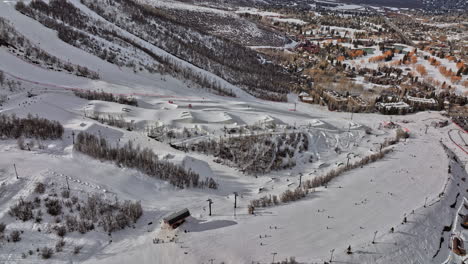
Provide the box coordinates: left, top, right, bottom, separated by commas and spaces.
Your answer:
369, 55, 384, 63
391, 60, 402, 66
446, 56, 455, 62
347, 49, 365, 58
439, 66, 452, 78
451, 76, 461, 84
463, 80, 468, 88
369, 50, 393, 63
416, 64, 427, 76
428, 57, 441, 66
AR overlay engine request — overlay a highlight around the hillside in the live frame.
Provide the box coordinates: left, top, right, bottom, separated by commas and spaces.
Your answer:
0, 0, 467, 263
341, 0, 424, 8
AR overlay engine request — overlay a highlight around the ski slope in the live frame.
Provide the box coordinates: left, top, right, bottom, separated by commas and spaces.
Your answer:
0, 1, 467, 263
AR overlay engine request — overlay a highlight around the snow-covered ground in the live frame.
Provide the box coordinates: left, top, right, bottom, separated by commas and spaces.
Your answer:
235, 7, 308, 25
1, 74, 466, 264
0, 1, 467, 264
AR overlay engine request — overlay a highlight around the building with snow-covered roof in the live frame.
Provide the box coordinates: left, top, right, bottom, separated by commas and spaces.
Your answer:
377, 102, 410, 110
403, 96, 438, 111
163, 208, 190, 229
376, 101, 412, 114
405, 96, 436, 105
301, 96, 314, 104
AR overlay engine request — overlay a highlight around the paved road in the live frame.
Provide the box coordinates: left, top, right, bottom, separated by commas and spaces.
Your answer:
448, 129, 468, 154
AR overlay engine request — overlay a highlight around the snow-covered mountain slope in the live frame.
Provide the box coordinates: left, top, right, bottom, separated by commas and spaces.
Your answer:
0, 0, 467, 263
0, 82, 466, 264
6, 0, 293, 101
138, 0, 288, 46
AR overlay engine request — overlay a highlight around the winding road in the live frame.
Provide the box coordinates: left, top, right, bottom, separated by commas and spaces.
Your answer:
448, 129, 468, 154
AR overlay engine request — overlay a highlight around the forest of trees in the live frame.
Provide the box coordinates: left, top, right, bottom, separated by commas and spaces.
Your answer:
14, 0, 236, 98
86, 113, 134, 131
80, 0, 291, 101
0, 17, 99, 80
9, 182, 143, 235
178, 132, 308, 174
74, 132, 218, 189
15, 0, 291, 101
73, 90, 138, 106
0, 114, 63, 139
148, 125, 208, 142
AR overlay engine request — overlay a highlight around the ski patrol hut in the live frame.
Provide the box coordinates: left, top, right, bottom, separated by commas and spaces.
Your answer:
163, 208, 190, 229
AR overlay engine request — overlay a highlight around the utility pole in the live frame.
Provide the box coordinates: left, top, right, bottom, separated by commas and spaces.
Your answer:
207, 199, 213, 216
65, 174, 70, 191
272, 252, 277, 263
298, 173, 303, 187
372, 231, 378, 244
13, 164, 18, 179
233, 192, 238, 209
329, 249, 335, 262
233, 192, 238, 218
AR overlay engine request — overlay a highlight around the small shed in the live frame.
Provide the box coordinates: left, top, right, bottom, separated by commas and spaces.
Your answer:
163, 208, 190, 229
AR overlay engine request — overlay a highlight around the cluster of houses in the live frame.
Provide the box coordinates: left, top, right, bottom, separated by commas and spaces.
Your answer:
244, 5, 467, 118
294, 40, 320, 54
376, 92, 441, 114
298, 88, 446, 114
299, 90, 372, 112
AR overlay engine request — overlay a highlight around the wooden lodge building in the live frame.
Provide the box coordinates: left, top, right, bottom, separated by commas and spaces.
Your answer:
163, 208, 190, 229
